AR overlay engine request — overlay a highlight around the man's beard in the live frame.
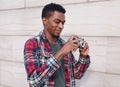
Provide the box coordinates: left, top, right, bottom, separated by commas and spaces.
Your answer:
52, 34, 60, 39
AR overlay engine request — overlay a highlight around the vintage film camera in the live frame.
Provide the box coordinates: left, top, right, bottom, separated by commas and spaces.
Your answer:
73, 37, 85, 49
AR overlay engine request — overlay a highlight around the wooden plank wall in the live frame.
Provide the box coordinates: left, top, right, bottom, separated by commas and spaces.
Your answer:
0, 0, 120, 87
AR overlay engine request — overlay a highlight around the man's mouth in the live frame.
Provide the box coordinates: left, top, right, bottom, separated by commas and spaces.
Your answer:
56, 30, 61, 34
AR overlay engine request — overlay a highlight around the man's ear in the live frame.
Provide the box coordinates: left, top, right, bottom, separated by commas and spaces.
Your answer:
42, 17, 47, 25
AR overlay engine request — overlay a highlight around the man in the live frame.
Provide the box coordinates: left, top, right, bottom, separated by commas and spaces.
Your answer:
24, 3, 90, 87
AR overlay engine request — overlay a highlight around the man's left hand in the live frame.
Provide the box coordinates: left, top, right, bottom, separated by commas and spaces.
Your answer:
79, 41, 89, 58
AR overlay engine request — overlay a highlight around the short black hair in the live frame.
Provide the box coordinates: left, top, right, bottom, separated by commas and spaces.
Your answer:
42, 3, 66, 18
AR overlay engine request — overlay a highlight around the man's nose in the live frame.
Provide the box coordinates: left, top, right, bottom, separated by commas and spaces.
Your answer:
59, 22, 64, 29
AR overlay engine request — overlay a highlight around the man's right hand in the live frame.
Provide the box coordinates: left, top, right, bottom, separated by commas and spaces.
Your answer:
55, 35, 80, 61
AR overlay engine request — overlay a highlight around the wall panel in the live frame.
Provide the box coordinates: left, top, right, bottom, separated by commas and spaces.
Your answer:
0, 0, 120, 36
0, 61, 28, 87
0, 0, 24, 10
25, 0, 86, 8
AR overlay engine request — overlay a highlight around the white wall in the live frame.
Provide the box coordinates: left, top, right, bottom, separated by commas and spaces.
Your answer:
0, 0, 120, 87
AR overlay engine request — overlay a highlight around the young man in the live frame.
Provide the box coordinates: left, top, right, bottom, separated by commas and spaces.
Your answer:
24, 3, 90, 87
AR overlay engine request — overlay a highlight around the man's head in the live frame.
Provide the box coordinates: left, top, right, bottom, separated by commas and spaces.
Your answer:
42, 3, 66, 39
42, 3, 66, 18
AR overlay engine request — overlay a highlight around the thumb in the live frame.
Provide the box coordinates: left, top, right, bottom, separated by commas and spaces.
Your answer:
68, 35, 74, 41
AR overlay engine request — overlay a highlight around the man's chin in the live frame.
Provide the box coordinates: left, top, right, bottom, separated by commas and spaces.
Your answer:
52, 35, 60, 39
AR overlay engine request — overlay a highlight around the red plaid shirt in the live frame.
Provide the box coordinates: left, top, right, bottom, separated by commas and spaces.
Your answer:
24, 30, 90, 87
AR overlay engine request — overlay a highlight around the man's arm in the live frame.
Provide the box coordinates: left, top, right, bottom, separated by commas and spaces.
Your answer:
24, 39, 61, 86
73, 55, 90, 79
73, 41, 91, 79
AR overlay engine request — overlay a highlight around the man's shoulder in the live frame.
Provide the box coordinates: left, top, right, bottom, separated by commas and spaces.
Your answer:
24, 35, 39, 47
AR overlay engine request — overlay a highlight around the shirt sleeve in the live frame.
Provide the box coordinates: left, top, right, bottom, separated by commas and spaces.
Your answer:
24, 39, 61, 86
73, 55, 90, 79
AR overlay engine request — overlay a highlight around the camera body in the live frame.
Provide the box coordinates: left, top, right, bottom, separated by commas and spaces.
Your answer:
73, 37, 85, 49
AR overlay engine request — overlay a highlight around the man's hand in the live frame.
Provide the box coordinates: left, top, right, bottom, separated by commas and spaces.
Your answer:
55, 35, 80, 61
79, 41, 89, 58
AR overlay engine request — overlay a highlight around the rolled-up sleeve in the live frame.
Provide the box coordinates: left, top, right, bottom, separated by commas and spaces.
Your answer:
74, 55, 90, 79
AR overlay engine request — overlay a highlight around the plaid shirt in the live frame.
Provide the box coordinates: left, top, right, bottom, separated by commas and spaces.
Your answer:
24, 30, 90, 87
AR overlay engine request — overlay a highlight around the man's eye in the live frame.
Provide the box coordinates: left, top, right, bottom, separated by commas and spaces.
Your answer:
62, 22, 65, 25
55, 21, 60, 24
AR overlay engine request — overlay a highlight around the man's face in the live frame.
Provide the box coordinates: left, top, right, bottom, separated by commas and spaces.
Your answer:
43, 11, 65, 38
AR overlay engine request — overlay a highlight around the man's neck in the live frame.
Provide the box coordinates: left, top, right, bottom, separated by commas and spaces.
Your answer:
44, 30, 57, 44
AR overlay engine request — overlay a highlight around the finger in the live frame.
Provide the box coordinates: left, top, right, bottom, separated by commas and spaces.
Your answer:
72, 34, 79, 38
79, 48, 84, 53
73, 39, 79, 45
69, 35, 74, 41
69, 34, 79, 41
83, 42, 87, 50
83, 42, 89, 54
73, 42, 80, 49
85, 42, 89, 51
